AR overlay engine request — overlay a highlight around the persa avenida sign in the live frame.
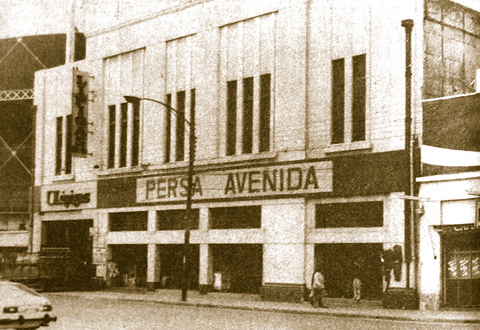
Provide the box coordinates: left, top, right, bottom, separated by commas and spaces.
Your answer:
136, 161, 332, 203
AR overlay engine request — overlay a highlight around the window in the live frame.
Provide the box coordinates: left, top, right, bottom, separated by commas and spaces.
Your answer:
65, 115, 72, 174
352, 54, 366, 142
242, 77, 254, 154
55, 115, 72, 175
104, 48, 145, 170
210, 206, 261, 229
132, 100, 140, 166
157, 209, 199, 230
226, 80, 237, 156
55, 117, 63, 175
164, 94, 172, 163
120, 102, 128, 167
259, 74, 271, 152
316, 201, 383, 228
330, 54, 367, 145
109, 212, 148, 231
225, 75, 272, 156
107, 105, 116, 169
166, 35, 196, 163
175, 91, 186, 162
220, 14, 275, 156
331, 58, 345, 144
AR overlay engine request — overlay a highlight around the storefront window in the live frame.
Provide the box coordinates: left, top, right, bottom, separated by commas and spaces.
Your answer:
210, 206, 261, 229
109, 212, 147, 231
157, 209, 199, 231
316, 201, 383, 228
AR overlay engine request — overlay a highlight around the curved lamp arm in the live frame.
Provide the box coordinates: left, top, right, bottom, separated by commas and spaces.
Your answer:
124, 95, 192, 127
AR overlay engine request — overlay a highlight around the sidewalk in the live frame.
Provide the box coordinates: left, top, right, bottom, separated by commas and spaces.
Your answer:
48, 289, 480, 324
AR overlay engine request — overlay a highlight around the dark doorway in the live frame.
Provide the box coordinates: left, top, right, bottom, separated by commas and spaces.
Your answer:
212, 244, 263, 294
110, 244, 147, 288
159, 244, 199, 290
315, 243, 383, 300
42, 219, 93, 290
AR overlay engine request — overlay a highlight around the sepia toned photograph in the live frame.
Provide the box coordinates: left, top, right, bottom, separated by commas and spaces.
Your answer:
0, 0, 479, 329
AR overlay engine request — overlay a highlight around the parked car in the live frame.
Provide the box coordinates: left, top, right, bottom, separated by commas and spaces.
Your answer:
0, 281, 57, 330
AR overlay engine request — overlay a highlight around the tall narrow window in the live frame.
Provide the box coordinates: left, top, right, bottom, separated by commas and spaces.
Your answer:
164, 94, 172, 163
65, 115, 72, 174
352, 54, 366, 142
119, 103, 128, 167
190, 88, 196, 154
242, 77, 254, 154
108, 105, 116, 169
226, 80, 237, 156
259, 74, 271, 152
175, 91, 186, 162
55, 117, 63, 175
331, 58, 345, 144
131, 101, 140, 166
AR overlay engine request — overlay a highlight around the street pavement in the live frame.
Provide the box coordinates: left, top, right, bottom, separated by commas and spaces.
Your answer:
47, 288, 480, 324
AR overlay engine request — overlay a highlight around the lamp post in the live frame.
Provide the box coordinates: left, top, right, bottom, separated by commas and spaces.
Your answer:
124, 95, 195, 302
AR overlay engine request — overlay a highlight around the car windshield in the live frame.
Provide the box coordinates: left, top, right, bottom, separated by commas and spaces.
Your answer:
0, 282, 41, 298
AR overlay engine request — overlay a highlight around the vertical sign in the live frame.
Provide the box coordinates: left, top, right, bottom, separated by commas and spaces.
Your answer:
72, 68, 89, 157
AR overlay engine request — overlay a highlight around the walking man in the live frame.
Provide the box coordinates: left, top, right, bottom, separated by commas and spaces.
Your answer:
311, 268, 327, 308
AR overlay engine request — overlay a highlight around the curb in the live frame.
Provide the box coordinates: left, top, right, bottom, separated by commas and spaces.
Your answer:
49, 292, 480, 324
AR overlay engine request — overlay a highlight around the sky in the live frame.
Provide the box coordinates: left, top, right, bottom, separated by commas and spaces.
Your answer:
1, 0, 480, 39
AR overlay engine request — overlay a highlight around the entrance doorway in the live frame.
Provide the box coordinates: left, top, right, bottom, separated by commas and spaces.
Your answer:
159, 244, 199, 290
110, 245, 147, 288
443, 230, 480, 307
42, 219, 93, 290
211, 244, 262, 294
315, 243, 383, 300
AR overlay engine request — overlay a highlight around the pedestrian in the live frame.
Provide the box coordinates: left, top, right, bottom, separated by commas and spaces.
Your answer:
352, 260, 362, 301
311, 268, 327, 308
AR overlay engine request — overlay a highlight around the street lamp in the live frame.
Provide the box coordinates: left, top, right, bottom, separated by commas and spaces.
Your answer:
124, 95, 195, 302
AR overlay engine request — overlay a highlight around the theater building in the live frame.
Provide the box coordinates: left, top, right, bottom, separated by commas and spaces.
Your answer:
32, 0, 480, 308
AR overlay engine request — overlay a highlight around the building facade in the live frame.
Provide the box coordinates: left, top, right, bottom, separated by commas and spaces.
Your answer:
418, 93, 480, 309
0, 33, 84, 260
32, 0, 480, 308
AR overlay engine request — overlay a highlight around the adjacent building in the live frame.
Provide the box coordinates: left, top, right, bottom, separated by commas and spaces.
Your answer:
0, 33, 84, 260
32, 0, 480, 309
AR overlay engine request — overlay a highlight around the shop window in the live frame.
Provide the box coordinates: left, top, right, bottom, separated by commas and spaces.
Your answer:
157, 209, 199, 230
316, 201, 383, 228
210, 206, 261, 229
109, 212, 148, 231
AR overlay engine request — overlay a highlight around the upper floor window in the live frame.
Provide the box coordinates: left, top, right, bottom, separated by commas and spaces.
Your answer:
221, 14, 275, 156
104, 48, 144, 169
55, 115, 72, 175
165, 36, 196, 163
330, 54, 367, 145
